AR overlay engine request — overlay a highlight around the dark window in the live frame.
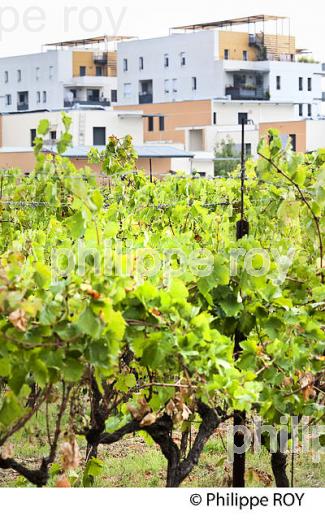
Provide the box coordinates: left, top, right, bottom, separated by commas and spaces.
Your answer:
30, 129, 37, 147
164, 54, 169, 67
308, 104, 312, 117
308, 77, 312, 91
111, 89, 117, 103
96, 66, 102, 76
213, 112, 217, 125
299, 104, 303, 117
180, 52, 186, 66
245, 143, 252, 157
159, 116, 165, 131
243, 50, 248, 61
289, 134, 296, 152
192, 77, 197, 91
276, 75, 281, 90
299, 77, 303, 91
93, 127, 106, 146
224, 49, 229, 60
123, 59, 128, 72
148, 116, 154, 132
80, 66, 86, 76
139, 57, 144, 70
50, 130, 57, 141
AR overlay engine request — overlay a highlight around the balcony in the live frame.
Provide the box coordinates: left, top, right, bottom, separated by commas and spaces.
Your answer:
139, 93, 153, 104
93, 52, 108, 65
226, 86, 269, 101
64, 99, 111, 108
17, 102, 29, 111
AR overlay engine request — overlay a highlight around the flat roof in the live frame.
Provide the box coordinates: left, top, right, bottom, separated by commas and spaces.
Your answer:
45, 35, 135, 47
172, 14, 287, 31
44, 145, 194, 159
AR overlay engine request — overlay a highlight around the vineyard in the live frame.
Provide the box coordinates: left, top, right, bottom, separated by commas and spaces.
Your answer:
0, 115, 324, 488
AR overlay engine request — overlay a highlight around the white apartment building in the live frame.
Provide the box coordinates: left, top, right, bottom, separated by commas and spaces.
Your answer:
117, 15, 323, 120
0, 36, 130, 114
0, 107, 144, 148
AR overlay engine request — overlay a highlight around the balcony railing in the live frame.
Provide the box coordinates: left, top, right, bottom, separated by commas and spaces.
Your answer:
226, 86, 269, 101
64, 99, 111, 108
139, 93, 153, 104
93, 52, 108, 65
17, 102, 29, 111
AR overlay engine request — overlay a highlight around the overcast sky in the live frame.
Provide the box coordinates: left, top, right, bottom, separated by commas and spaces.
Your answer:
0, 0, 324, 61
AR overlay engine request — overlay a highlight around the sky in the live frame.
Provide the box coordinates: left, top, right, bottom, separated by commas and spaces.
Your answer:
0, 0, 324, 61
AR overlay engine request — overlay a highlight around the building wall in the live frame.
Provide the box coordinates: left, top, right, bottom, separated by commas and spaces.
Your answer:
218, 31, 257, 61
0, 50, 74, 112
116, 100, 212, 145
259, 120, 306, 152
306, 119, 325, 151
0, 109, 144, 148
72, 51, 117, 77
0, 151, 36, 171
117, 31, 224, 105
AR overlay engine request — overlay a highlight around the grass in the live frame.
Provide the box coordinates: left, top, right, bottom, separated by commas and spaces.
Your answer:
1, 413, 324, 488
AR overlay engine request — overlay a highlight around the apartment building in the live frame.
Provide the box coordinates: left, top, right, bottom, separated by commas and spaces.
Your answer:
116, 15, 325, 156
0, 107, 204, 176
117, 15, 322, 117
0, 36, 132, 113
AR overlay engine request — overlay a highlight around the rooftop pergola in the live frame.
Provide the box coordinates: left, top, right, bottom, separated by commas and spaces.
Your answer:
171, 14, 288, 32
45, 35, 135, 49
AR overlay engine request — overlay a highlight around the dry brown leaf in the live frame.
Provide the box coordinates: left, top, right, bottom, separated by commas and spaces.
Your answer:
55, 474, 71, 488
0, 443, 14, 460
8, 309, 27, 332
60, 435, 81, 471
140, 413, 157, 427
127, 398, 151, 421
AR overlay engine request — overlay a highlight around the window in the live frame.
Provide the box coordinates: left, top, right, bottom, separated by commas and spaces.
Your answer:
213, 112, 217, 125
49, 66, 54, 79
289, 134, 296, 152
148, 116, 154, 132
36, 67, 40, 80
4, 71, 8, 83
245, 143, 252, 157
30, 129, 37, 147
308, 104, 312, 117
93, 127, 106, 146
159, 116, 165, 131
123, 82, 132, 98
139, 57, 144, 70
36, 91, 41, 103
299, 104, 303, 117
17, 69, 22, 82
96, 66, 102, 76
80, 66, 86, 76
192, 77, 197, 91
243, 50, 248, 61
180, 52, 186, 66
164, 79, 170, 94
111, 89, 118, 103
43, 91, 47, 103
299, 77, 303, 91
276, 75, 281, 90
172, 78, 177, 93
308, 77, 312, 91
123, 58, 128, 72
5, 94, 12, 106
164, 54, 169, 68
224, 49, 229, 60
50, 130, 57, 141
